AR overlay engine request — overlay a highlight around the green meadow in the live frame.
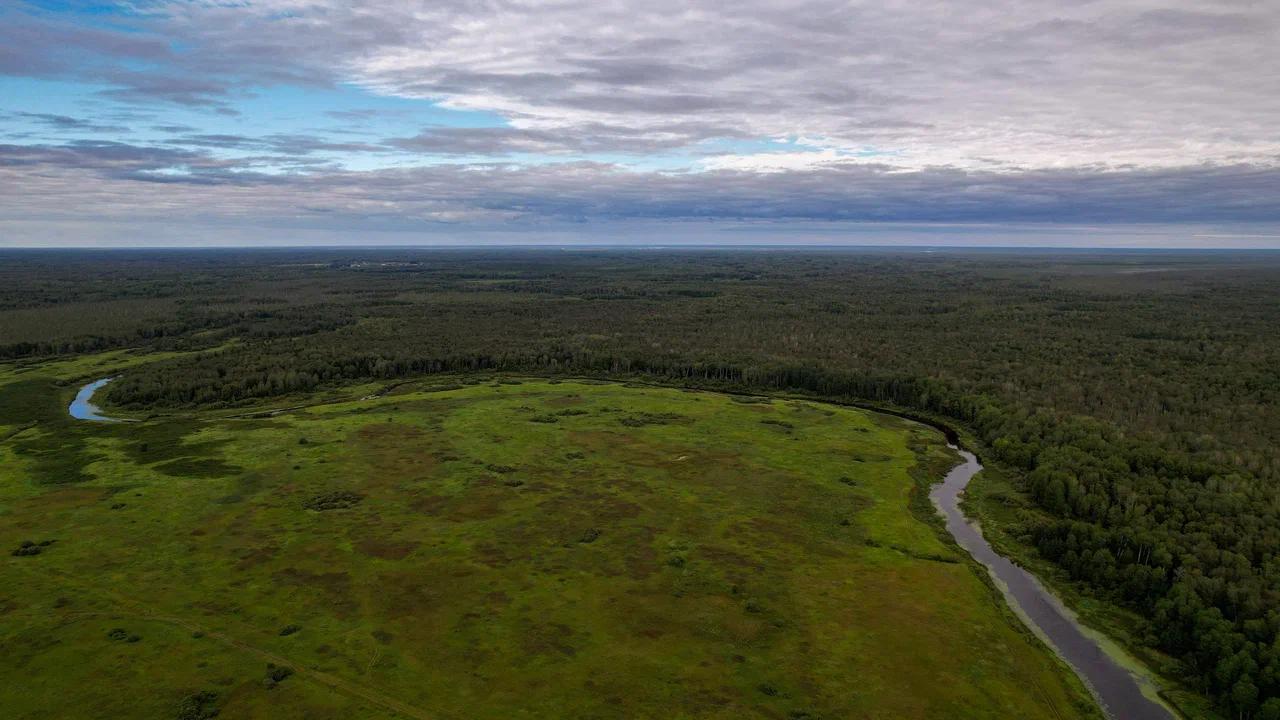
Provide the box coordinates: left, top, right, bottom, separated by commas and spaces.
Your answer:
0, 354, 1100, 719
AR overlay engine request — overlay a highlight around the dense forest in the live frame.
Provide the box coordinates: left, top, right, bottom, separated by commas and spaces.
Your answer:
3, 247, 1279, 717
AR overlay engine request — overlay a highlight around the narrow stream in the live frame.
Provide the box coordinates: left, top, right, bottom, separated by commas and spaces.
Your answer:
69, 377, 129, 422
931, 446, 1176, 720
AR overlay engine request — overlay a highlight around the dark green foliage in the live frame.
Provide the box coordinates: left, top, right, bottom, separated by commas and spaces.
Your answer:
175, 690, 220, 720
278, 624, 301, 636
5, 248, 1280, 714
303, 492, 362, 511
618, 412, 685, 427
263, 663, 294, 688
12, 539, 51, 557
579, 528, 601, 544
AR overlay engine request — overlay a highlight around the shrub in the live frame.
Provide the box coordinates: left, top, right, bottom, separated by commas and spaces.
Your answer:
304, 491, 362, 511
619, 412, 685, 427
12, 542, 42, 557
107, 628, 129, 641
278, 624, 302, 636
263, 663, 295, 688
579, 528, 601, 544
175, 690, 220, 720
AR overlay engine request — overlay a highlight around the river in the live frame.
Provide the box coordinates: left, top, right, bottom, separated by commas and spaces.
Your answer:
932, 446, 1176, 720
68, 377, 129, 422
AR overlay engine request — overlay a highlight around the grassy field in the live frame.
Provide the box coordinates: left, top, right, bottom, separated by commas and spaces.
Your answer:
0, 355, 1101, 719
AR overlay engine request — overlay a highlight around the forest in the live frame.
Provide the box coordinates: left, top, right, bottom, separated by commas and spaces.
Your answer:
2, 247, 1279, 717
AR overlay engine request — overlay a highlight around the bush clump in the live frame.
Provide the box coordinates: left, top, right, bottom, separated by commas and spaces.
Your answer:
304, 491, 362, 511
175, 690, 220, 720
278, 624, 302, 636
263, 663, 295, 688
619, 412, 685, 427
12, 540, 43, 557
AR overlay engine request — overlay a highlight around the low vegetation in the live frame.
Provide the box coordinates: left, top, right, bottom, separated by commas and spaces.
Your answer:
3, 247, 1278, 716
0, 363, 1097, 718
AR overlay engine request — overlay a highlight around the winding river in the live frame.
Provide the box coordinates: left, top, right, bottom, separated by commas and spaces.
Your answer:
933, 446, 1176, 720
64, 376, 1176, 718
68, 377, 129, 422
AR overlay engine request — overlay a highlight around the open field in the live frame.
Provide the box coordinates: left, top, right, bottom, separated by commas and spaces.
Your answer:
0, 355, 1100, 719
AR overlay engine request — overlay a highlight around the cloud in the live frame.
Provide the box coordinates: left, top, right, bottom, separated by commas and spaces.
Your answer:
3, 140, 1278, 229
8, 112, 130, 134
2, 0, 1279, 240
11, 1, 1279, 167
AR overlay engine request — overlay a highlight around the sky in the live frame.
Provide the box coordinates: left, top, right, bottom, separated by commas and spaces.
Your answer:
2, 0, 1279, 247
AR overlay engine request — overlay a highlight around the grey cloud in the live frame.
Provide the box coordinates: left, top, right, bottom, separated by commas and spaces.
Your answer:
9, 1, 1280, 168
3, 140, 1277, 226
10, 112, 129, 134
4, 0, 1280, 236
387, 121, 742, 155
162, 133, 386, 155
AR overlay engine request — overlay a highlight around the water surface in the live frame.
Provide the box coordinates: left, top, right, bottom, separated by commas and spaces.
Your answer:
931, 447, 1175, 720
69, 377, 126, 422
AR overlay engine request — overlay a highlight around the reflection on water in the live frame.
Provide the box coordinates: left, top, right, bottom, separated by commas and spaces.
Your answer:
931, 447, 1174, 720
69, 377, 125, 422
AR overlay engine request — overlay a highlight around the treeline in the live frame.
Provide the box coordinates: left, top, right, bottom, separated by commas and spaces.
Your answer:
9, 248, 1280, 716
107, 345, 1280, 714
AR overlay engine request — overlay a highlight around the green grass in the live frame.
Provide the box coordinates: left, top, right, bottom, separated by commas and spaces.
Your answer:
1, 360, 1101, 719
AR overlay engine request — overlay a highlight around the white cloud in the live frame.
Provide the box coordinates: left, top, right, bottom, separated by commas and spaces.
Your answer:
150, 0, 1280, 171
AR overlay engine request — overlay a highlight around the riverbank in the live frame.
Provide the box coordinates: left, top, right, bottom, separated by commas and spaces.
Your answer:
932, 449, 1177, 720
964, 462, 1220, 720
